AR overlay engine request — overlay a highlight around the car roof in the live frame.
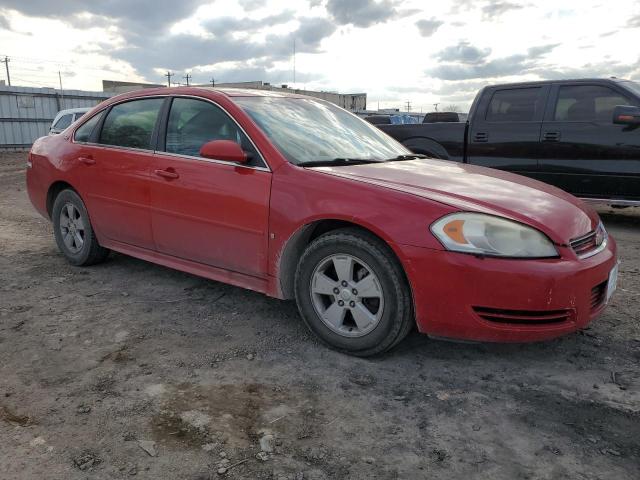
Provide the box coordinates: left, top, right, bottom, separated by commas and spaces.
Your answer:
484, 78, 631, 89
56, 107, 91, 115
199, 87, 307, 98
104, 86, 310, 105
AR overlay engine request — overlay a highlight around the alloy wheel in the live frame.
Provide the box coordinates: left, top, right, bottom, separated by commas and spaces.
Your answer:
309, 254, 385, 337
59, 203, 85, 254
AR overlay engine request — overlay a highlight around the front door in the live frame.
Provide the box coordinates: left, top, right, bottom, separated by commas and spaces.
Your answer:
150, 97, 271, 276
537, 83, 640, 200
74, 97, 164, 249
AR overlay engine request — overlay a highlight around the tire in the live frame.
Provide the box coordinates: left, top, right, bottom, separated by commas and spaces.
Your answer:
294, 228, 414, 356
52, 189, 109, 266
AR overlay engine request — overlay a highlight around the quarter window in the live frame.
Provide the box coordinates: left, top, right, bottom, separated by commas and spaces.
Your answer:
554, 85, 630, 122
74, 112, 103, 143
165, 98, 260, 165
99, 98, 164, 149
486, 88, 542, 122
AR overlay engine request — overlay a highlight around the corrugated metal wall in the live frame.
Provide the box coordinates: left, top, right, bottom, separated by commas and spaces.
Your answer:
0, 86, 112, 150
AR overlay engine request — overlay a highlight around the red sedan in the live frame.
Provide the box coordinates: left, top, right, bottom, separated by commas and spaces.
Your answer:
26, 87, 618, 356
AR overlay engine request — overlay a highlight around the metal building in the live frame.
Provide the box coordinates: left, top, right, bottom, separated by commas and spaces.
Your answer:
0, 86, 112, 150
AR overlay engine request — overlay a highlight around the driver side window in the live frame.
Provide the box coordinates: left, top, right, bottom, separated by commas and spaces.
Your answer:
165, 98, 261, 165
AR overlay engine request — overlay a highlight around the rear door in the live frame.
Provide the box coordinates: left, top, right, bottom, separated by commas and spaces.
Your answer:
467, 85, 548, 175
538, 83, 640, 200
73, 97, 163, 249
149, 96, 271, 276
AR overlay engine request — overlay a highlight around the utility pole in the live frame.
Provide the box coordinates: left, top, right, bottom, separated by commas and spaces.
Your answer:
210, 77, 215, 87
58, 70, 64, 108
433, 103, 439, 112
405, 101, 411, 112
183, 73, 191, 86
165, 71, 174, 87
2, 56, 10, 86
293, 38, 296, 84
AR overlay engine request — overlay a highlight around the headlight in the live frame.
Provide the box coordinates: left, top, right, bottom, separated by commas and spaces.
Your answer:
431, 213, 558, 258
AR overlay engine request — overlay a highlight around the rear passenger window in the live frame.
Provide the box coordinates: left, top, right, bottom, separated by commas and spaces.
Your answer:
486, 88, 541, 122
99, 98, 164, 150
74, 112, 103, 143
554, 85, 630, 122
165, 97, 261, 165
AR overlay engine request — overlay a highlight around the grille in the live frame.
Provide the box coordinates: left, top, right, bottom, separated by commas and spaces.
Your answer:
590, 281, 607, 311
473, 307, 572, 325
570, 230, 598, 257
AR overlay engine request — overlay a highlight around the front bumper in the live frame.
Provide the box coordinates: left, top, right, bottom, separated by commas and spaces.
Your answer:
399, 237, 617, 342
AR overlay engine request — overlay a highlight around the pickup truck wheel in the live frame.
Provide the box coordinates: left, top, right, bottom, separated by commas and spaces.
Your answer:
294, 228, 414, 356
52, 189, 109, 266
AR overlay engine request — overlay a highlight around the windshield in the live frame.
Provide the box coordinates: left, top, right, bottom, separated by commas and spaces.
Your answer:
622, 81, 640, 97
234, 97, 410, 165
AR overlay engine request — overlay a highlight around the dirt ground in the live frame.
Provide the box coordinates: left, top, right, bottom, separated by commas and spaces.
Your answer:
0, 151, 638, 480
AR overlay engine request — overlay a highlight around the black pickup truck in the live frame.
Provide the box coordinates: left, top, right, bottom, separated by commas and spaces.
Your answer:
379, 78, 640, 205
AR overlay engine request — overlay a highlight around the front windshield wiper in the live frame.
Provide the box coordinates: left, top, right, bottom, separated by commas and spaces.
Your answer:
384, 154, 430, 161
297, 158, 384, 167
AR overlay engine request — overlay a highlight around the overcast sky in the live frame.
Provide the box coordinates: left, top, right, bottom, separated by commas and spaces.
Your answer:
1, 0, 639, 111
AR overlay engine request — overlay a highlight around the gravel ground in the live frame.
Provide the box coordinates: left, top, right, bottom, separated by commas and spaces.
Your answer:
1, 151, 639, 480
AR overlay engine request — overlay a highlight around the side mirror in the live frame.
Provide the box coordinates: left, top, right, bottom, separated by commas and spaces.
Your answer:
199, 140, 248, 163
613, 105, 640, 125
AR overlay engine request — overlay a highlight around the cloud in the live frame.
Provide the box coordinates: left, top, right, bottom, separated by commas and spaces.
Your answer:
0, 0, 210, 31
238, 0, 266, 10
112, 14, 334, 82
0, 13, 11, 30
415, 18, 443, 37
526, 43, 559, 57
1, 2, 334, 85
481, 1, 524, 19
325, 0, 398, 27
436, 41, 491, 64
429, 42, 559, 80
202, 11, 294, 33
629, 15, 640, 28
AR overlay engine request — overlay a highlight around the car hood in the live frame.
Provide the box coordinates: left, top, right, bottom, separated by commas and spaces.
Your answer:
312, 159, 598, 245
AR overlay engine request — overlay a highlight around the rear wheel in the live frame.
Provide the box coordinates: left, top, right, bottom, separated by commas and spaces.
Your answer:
52, 189, 109, 266
294, 228, 414, 356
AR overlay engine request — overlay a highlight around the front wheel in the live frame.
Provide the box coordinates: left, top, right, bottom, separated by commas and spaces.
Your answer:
294, 229, 414, 356
52, 189, 110, 266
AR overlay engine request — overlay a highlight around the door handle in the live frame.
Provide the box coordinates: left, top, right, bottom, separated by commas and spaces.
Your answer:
154, 168, 179, 180
78, 156, 95, 165
542, 131, 561, 142
473, 132, 488, 143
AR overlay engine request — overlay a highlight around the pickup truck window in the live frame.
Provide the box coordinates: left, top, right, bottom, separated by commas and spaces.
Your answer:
554, 85, 630, 122
486, 88, 541, 122
622, 81, 640, 97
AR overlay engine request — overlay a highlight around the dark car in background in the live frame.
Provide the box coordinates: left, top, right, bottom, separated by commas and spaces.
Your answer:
378, 78, 640, 205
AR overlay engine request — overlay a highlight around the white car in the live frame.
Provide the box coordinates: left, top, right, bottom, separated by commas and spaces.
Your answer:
49, 108, 91, 135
